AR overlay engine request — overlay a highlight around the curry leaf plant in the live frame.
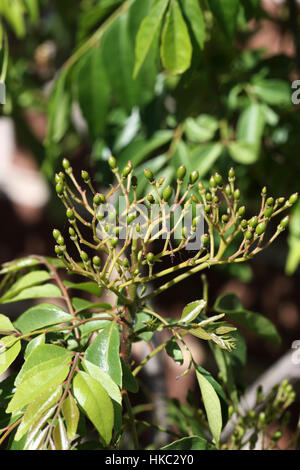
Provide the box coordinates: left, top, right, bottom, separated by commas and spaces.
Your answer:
0, 159, 298, 450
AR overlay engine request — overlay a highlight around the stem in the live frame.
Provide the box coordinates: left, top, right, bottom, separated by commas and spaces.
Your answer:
124, 392, 139, 450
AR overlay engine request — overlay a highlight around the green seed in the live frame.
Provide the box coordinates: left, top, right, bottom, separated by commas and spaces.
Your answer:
198, 182, 205, 193
256, 222, 266, 235
277, 197, 285, 205
204, 205, 211, 213
212, 196, 219, 204
272, 431, 282, 441
177, 165, 186, 180
192, 194, 199, 203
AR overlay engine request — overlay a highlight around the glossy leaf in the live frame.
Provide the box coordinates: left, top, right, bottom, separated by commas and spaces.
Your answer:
133, 0, 169, 78
85, 322, 122, 387
161, 435, 216, 450
179, 300, 206, 323
166, 339, 183, 365
207, 0, 240, 39
77, 46, 110, 140
228, 141, 258, 164
185, 115, 218, 144
134, 311, 153, 342
73, 371, 114, 446
15, 386, 62, 441
252, 79, 291, 106
7, 363, 70, 414
0, 270, 51, 302
53, 416, 69, 450
62, 394, 80, 441
47, 69, 71, 144
24, 334, 45, 360
121, 358, 139, 393
1, 284, 62, 304
83, 359, 122, 404
0, 314, 14, 331
214, 292, 281, 346
161, 0, 192, 75
196, 369, 222, 444
71, 297, 111, 314
64, 281, 102, 297
0, 336, 21, 376
14, 303, 73, 334
180, 0, 205, 50
237, 102, 265, 155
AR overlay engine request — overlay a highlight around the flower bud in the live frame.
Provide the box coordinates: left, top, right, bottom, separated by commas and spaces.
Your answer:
122, 165, 131, 178
66, 208, 74, 219
157, 177, 165, 187
266, 197, 274, 206
177, 165, 186, 180
81, 170, 90, 182
53, 229, 60, 240
209, 175, 217, 188
205, 192, 212, 202
228, 167, 235, 179
198, 182, 205, 193
238, 206, 245, 217
214, 172, 223, 186
56, 182, 64, 195
234, 189, 240, 200
93, 256, 101, 267
280, 216, 289, 229
264, 205, 273, 218
55, 245, 63, 256
261, 186, 267, 195
225, 184, 231, 196
201, 234, 209, 247
57, 235, 65, 246
80, 251, 89, 262
277, 197, 285, 205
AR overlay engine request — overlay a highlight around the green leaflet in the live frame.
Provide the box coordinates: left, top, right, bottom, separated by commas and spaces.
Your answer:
236, 102, 265, 156
62, 394, 80, 442
64, 281, 102, 297
73, 371, 114, 446
184, 115, 219, 144
160, 0, 192, 75
196, 369, 222, 445
207, 0, 240, 39
77, 46, 110, 140
179, 300, 206, 323
228, 141, 258, 164
53, 416, 70, 450
15, 344, 72, 386
46, 68, 71, 144
1, 284, 62, 304
0, 314, 14, 331
83, 360, 122, 404
6, 363, 70, 414
85, 322, 122, 387
133, 0, 169, 78
14, 303, 73, 334
161, 435, 216, 450
0, 270, 51, 302
15, 386, 62, 441
252, 79, 291, 107
214, 292, 281, 346
180, 0, 205, 50
0, 336, 21, 376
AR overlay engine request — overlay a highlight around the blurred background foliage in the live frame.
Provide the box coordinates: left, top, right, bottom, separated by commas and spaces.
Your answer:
0, 0, 299, 278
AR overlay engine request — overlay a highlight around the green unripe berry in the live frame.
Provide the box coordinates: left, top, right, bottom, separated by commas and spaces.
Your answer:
212, 196, 219, 204
147, 194, 155, 204
234, 189, 240, 200
122, 259, 130, 268
225, 184, 231, 196
122, 165, 131, 178
278, 197, 285, 205
93, 193, 106, 205
108, 155, 117, 169
266, 197, 274, 206
280, 216, 289, 229
192, 217, 199, 228
209, 175, 217, 188
56, 182, 64, 195
261, 186, 267, 195
189, 170, 199, 185
240, 219, 248, 229
201, 234, 209, 247
259, 412, 266, 425
214, 172, 223, 186
256, 222, 267, 235
228, 167, 235, 179
245, 231, 253, 241
192, 194, 199, 203
93, 256, 101, 267
69, 227, 76, 237
80, 251, 89, 262
66, 208, 74, 219
111, 238, 118, 248
238, 206, 245, 217
264, 205, 273, 218
81, 170, 90, 182
144, 168, 155, 182
249, 216, 258, 228
272, 431, 282, 442
131, 176, 138, 189
53, 229, 60, 240
222, 214, 229, 223
57, 235, 65, 246
163, 185, 173, 202
198, 182, 205, 193
134, 269, 139, 276
55, 245, 63, 256
157, 177, 165, 187
289, 193, 298, 205
146, 252, 155, 264
204, 205, 211, 213
62, 158, 70, 169
177, 165, 186, 180
205, 192, 212, 202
